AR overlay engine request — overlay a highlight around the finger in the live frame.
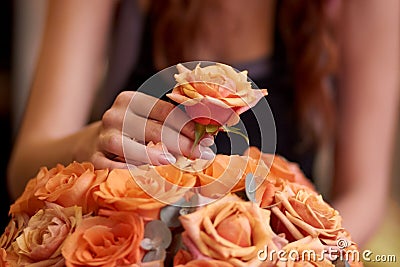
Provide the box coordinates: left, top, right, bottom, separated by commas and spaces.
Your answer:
91, 151, 128, 170
122, 135, 176, 165
200, 134, 214, 146
123, 111, 214, 160
98, 129, 124, 158
129, 92, 195, 139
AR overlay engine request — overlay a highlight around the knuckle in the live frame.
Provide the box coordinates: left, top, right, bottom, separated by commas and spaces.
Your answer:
115, 91, 133, 106
102, 109, 123, 128
145, 122, 162, 142
156, 100, 174, 117
102, 109, 115, 127
100, 132, 121, 153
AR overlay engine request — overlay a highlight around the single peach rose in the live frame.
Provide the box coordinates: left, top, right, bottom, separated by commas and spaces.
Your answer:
62, 209, 144, 267
179, 194, 287, 266
196, 154, 268, 198
167, 63, 268, 127
94, 167, 196, 219
9, 165, 64, 216
272, 183, 343, 242
8, 203, 81, 267
34, 162, 108, 214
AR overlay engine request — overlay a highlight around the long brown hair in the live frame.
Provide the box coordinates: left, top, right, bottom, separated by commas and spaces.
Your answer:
279, 0, 338, 148
149, 0, 338, 149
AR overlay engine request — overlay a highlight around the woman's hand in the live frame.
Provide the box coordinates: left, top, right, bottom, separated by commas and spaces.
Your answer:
85, 91, 215, 169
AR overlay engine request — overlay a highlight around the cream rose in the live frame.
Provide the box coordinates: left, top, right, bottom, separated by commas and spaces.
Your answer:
167, 63, 268, 127
7, 203, 81, 267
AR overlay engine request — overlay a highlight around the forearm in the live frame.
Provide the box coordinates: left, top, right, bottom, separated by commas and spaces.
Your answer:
7, 122, 101, 199
332, 0, 400, 247
332, 185, 389, 247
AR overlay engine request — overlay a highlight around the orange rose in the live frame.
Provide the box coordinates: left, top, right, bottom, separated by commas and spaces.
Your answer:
179, 194, 287, 266
272, 183, 343, 242
94, 167, 196, 220
62, 209, 144, 267
7, 203, 81, 267
34, 162, 108, 214
9, 165, 64, 216
246, 147, 315, 188
196, 154, 268, 198
167, 63, 268, 127
244, 147, 316, 208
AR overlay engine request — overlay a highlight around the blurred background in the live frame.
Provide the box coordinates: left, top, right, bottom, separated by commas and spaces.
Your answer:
0, 1, 399, 266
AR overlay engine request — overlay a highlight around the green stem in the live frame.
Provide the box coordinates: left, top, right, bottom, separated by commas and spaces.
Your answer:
191, 123, 206, 158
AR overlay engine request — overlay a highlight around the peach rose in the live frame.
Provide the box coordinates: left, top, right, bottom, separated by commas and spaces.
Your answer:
246, 147, 315, 189
196, 154, 268, 198
62, 209, 144, 267
9, 165, 64, 216
94, 167, 196, 219
35, 162, 108, 214
8, 203, 81, 267
272, 183, 343, 242
179, 194, 287, 266
167, 63, 268, 127
244, 147, 316, 208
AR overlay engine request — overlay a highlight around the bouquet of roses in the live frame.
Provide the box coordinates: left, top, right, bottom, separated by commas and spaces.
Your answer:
1, 63, 363, 267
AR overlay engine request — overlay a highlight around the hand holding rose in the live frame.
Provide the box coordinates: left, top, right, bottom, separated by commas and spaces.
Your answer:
73, 91, 216, 171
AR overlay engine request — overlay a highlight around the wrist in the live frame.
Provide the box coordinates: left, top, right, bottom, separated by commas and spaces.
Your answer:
72, 121, 102, 163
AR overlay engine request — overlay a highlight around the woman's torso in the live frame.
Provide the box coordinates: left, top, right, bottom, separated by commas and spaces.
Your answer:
102, 0, 316, 179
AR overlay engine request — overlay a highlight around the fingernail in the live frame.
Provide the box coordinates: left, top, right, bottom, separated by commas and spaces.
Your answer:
200, 137, 214, 147
200, 147, 215, 160
159, 153, 176, 164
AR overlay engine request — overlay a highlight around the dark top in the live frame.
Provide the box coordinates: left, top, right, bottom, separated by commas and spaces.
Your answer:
100, 0, 316, 180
